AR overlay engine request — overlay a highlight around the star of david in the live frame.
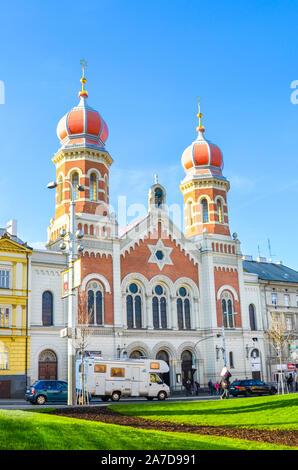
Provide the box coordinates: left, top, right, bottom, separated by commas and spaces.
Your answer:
148, 239, 173, 271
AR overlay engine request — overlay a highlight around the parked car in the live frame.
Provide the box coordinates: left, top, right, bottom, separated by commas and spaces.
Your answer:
25, 380, 91, 405
230, 379, 277, 397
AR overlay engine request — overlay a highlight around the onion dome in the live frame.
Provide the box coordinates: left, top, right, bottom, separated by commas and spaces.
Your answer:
181, 104, 224, 177
56, 61, 108, 150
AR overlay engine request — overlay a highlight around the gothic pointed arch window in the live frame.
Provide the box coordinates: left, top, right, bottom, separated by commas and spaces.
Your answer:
177, 286, 191, 330
249, 304, 257, 331
71, 172, 79, 200
87, 281, 104, 325
217, 199, 224, 223
126, 282, 142, 329
90, 172, 97, 201
152, 284, 168, 329
221, 291, 235, 328
42, 291, 53, 326
201, 198, 209, 223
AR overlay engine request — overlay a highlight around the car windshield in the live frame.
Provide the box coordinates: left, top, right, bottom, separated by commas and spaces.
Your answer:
150, 373, 163, 384
232, 381, 241, 386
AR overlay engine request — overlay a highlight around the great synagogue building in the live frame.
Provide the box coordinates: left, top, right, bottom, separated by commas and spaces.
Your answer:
1, 69, 297, 397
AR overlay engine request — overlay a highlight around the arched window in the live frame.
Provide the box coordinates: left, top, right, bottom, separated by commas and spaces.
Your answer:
217, 199, 223, 223
90, 173, 97, 201
152, 284, 167, 329
126, 282, 142, 329
87, 281, 104, 325
249, 304, 257, 331
71, 172, 79, 200
186, 200, 193, 226
129, 350, 143, 359
42, 291, 53, 326
229, 351, 234, 368
177, 286, 191, 329
201, 198, 209, 223
154, 187, 164, 208
221, 291, 235, 328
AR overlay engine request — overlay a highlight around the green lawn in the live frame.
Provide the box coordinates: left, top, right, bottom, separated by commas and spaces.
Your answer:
114, 394, 298, 430
0, 408, 295, 450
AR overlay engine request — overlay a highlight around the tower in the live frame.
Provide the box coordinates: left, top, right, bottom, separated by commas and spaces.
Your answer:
180, 104, 230, 239
47, 63, 116, 247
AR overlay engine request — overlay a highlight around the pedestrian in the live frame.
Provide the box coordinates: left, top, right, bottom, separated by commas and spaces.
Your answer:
194, 380, 200, 396
220, 376, 231, 399
287, 374, 293, 393
296, 374, 298, 392
214, 381, 220, 395
208, 379, 214, 395
185, 378, 192, 396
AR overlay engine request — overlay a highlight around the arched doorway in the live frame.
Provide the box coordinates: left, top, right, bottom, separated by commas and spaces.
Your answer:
38, 350, 57, 380
181, 350, 193, 385
251, 349, 261, 380
156, 350, 170, 386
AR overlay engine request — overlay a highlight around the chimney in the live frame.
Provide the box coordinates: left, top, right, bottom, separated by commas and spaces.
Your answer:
6, 220, 17, 237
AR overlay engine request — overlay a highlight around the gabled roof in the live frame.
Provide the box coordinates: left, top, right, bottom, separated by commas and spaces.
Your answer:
119, 211, 200, 265
243, 260, 298, 283
0, 230, 32, 253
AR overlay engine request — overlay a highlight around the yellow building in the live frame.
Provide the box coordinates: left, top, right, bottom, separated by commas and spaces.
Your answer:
0, 222, 32, 398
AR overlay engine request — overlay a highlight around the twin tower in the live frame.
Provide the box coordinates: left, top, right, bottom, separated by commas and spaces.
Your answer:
47, 71, 231, 246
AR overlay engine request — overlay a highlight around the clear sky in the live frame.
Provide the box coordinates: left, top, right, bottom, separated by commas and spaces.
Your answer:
0, 0, 298, 268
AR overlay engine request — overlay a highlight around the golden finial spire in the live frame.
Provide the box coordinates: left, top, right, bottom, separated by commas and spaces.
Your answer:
154, 174, 158, 184
196, 99, 205, 133
79, 59, 88, 98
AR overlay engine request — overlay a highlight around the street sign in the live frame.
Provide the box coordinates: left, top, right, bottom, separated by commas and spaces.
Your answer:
73, 259, 81, 288
61, 269, 69, 298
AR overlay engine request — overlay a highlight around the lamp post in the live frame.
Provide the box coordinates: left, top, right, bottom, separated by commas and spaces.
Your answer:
47, 179, 85, 405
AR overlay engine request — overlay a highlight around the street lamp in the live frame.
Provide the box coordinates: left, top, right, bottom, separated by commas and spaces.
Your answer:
220, 311, 239, 367
47, 178, 85, 405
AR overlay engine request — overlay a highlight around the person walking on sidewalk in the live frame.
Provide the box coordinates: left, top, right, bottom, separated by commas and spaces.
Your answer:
194, 380, 200, 396
214, 381, 220, 396
208, 379, 214, 395
220, 377, 231, 399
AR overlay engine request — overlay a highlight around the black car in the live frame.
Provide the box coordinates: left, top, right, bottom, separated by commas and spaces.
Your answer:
230, 379, 277, 397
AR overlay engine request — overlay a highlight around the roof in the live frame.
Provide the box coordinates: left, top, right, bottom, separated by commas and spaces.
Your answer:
243, 260, 298, 283
0, 229, 30, 248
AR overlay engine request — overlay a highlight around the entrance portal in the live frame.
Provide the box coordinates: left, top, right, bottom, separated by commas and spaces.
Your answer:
156, 350, 170, 386
181, 350, 193, 385
38, 350, 57, 380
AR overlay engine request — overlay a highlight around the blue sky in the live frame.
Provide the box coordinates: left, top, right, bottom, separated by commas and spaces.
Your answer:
0, 0, 298, 268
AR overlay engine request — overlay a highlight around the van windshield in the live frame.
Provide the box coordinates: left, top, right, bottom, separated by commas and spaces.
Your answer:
150, 373, 163, 384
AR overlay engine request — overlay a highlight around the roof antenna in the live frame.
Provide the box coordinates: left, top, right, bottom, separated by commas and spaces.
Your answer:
267, 238, 275, 262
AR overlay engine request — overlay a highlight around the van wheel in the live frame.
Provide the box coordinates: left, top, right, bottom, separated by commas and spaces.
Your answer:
111, 391, 121, 402
158, 391, 167, 401
36, 395, 46, 405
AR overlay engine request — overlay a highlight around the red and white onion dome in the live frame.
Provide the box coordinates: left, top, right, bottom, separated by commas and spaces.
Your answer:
181, 107, 223, 174
56, 70, 108, 149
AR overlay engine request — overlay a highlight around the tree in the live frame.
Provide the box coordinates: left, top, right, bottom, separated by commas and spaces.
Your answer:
73, 289, 94, 405
265, 312, 293, 394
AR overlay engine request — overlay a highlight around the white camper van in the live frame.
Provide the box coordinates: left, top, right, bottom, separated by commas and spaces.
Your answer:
76, 357, 170, 401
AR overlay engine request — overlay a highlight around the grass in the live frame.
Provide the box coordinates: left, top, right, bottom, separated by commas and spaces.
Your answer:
114, 394, 298, 430
0, 408, 295, 450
